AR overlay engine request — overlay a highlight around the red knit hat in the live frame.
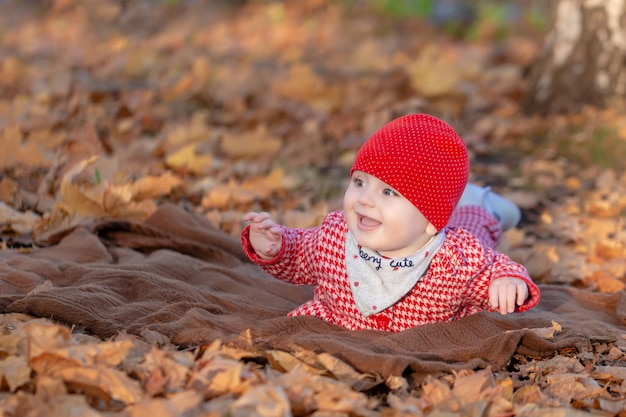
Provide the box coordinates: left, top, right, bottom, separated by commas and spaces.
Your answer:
350, 114, 469, 231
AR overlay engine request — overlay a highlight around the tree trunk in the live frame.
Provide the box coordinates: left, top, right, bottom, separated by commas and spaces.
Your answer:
522, 0, 626, 115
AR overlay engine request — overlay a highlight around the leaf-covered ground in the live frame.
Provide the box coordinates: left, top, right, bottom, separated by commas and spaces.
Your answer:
1, 0, 626, 415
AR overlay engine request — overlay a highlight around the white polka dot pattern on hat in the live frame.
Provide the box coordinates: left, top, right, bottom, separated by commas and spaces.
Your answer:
350, 114, 470, 231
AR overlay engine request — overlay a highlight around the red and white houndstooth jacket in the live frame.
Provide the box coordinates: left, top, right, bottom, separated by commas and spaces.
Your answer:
241, 210, 540, 331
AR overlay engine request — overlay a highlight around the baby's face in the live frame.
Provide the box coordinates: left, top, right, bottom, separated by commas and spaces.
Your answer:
343, 170, 435, 258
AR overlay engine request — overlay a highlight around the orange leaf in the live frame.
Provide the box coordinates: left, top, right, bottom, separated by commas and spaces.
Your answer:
59, 156, 106, 217
0, 125, 46, 170
56, 365, 144, 405
220, 126, 282, 159
0, 356, 31, 392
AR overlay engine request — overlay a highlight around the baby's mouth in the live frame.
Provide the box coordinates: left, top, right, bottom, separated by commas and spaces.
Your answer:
357, 214, 381, 230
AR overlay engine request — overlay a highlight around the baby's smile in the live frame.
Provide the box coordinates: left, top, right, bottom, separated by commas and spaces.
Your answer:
357, 214, 381, 230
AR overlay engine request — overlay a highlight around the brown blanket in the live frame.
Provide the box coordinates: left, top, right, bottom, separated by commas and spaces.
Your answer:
1, 203, 625, 378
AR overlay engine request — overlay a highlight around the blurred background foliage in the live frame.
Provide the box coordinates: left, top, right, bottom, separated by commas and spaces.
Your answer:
364, 0, 548, 39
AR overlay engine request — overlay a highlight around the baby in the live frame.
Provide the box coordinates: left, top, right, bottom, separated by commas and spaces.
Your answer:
241, 114, 540, 331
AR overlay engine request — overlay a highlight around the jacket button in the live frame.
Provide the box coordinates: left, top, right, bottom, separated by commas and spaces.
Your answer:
375, 316, 390, 329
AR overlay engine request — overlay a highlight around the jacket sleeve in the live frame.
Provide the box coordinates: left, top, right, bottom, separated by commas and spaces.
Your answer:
454, 230, 540, 315
241, 219, 328, 286
480, 248, 540, 312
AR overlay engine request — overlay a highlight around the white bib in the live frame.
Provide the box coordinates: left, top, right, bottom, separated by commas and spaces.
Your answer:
345, 230, 445, 317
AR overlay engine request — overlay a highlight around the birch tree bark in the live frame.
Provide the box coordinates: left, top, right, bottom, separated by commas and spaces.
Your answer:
522, 0, 626, 115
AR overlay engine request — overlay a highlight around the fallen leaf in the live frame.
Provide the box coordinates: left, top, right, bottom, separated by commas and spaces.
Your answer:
406, 44, 467, 99
56, 365, 144, 405
0, 55, 22, 87
220, 126, 282, 159
189, 352, 265, 398
272, 63, 325, 102
0, 125, 47, 169
316, 352, 381, 391
133, 347, 192, 396
229, 383, 291, 417
585, 270, 625, 293
128, 171, 183, 201
0, 201, 41, 234
34, 375, 68, 401
277, 366, 374, 415
22, 320, 72, 359
58, 156, 106, 218
526, 320, 562, 339
165, 143, 213, 175
267, 350, 322, 375
0, 356, 31, 391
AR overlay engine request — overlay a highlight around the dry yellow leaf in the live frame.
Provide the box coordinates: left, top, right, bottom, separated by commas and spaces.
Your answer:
31, 394, 99, 417
267, 350, 322, 375
31, 201, 83, 244
0, 55, 22, 86
102, 183, 133, 207
316, 352, 380, 391
595, 239, 625, 260
277, 366, 372, 414
202, 182, 259, 210
0, 201, 41, 234
0, 177, 18, 205
52, 340, 133, 368
137, 347, 192, 395
22, 320, 72, 359
220, 126, 282, 159
126, 398, 179, 417
102, 187, 157, 220
451, 368, 497, 402
161, 111, 211, 151
166, 390, 206, 415
192, 56, 212, 87
165, 143, 213, 175
406, 44, 464, 98
387, 392, 426, 415
34, 375, 68, 401
242, 168, 287, 199
189, 353, 264, 398
60, 181, 106, 217
59, 156, 106, 217
545, 373, 603, 403
585, 198, 622, 217
56, 365, 145, 405
508, 321, 562, 340
585, 270, 626, 293
230, 383, 291, 417
421, 376, 451, 407
201, 184, 232, 209
28, 127, 66, 150
0, 331, 26, 358
0, 356, 31, 392
30, 353, 84, 378
128, 171, 182, 201
0, 125, 46, 170
282, 209, 325, 229
512, 384, 545, 406
56, 155, 177, 221
272, 62, 325, 102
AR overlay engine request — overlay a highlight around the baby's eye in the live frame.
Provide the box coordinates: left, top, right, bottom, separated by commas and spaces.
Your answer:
352, 177, 364, 187
383, 188, 398, 196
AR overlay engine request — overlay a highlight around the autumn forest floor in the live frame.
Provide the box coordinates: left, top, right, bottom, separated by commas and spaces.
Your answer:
1, 0, 626, 415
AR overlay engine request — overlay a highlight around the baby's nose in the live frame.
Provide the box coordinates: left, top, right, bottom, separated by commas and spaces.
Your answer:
357, 189, 375, 206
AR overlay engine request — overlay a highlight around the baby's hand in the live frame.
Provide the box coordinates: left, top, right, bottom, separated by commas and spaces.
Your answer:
243, 212, 283, 260
488, 277, 529, 314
